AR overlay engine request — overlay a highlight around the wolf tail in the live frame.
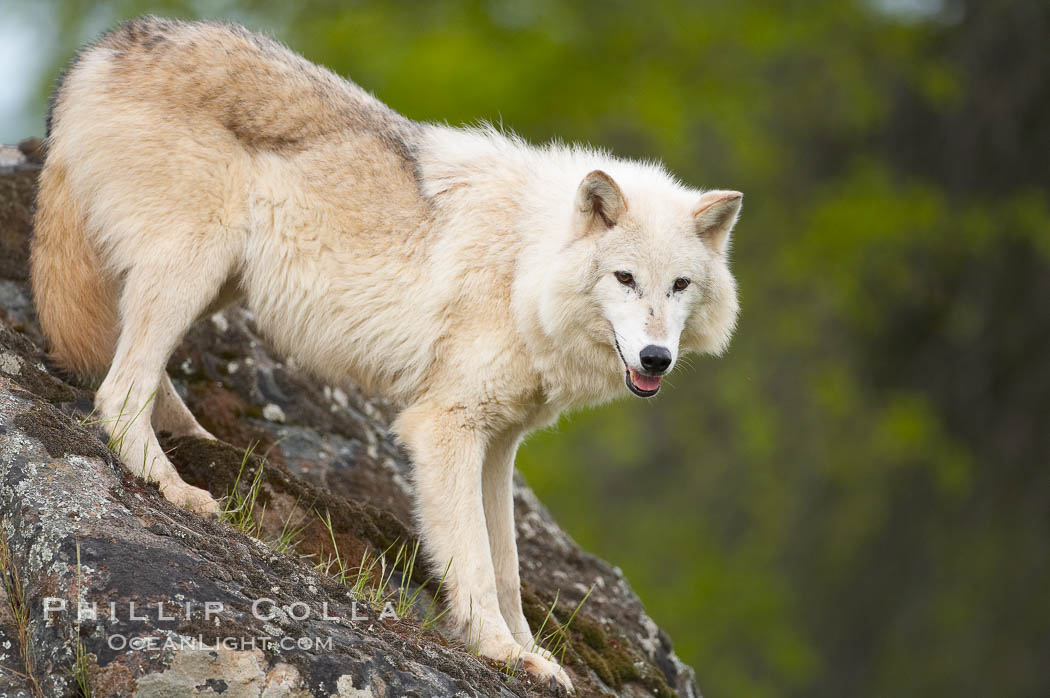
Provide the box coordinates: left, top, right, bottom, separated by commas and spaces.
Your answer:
30, 158, 119, 379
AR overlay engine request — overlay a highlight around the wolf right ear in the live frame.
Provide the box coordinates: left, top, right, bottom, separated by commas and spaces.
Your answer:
575, 170, 627, 236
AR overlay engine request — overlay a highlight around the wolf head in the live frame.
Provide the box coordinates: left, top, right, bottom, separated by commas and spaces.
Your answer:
425, 127, 742, 406
532, 167, 741, 403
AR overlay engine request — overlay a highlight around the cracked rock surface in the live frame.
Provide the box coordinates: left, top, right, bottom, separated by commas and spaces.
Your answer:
0, 142, 699, 697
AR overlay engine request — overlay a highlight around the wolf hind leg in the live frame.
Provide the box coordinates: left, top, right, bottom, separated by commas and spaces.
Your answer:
152, 273, 244, 440
96, 245, 237, 514
152, 373, 215, 440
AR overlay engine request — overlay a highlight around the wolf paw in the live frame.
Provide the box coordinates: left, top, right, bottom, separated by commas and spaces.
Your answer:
161, 481, 221, 515
517, 650, 574, 695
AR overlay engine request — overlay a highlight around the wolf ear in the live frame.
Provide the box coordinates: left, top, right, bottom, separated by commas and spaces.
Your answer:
693, 190, 742, 254
575, 170, 627, 236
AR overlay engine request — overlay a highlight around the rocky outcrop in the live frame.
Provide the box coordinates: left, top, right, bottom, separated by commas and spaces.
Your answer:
0, 142, 698, 697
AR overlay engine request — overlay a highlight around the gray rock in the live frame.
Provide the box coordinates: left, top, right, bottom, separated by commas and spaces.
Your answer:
0, 150, 698, 697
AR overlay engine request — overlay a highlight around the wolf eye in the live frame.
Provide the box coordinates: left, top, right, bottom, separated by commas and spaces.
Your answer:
614, 271, 635, 287
673, 278, 691, 292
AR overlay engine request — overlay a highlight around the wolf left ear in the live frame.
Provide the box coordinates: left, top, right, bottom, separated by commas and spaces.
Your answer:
694, 190, 743, 254
575, 170, 627, 236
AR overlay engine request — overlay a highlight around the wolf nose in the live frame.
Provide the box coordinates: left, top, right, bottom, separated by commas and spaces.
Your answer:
639, 345, 672, 374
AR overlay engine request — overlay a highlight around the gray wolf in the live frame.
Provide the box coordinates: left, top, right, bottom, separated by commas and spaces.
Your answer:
31, 16, 741, 691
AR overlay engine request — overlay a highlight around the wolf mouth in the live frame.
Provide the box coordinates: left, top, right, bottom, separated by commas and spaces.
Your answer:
613, 335, 661, 398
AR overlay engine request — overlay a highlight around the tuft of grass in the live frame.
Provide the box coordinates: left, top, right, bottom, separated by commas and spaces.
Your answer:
70, 540, 92, 698
77, 385, 131, 434
348, 547, 388, 600
313, 509, 401, 607
219, 442, 265, 537
500, 641, 526, 680
495, 588, 594, 682
313, 510, 402, 612
465, 598, 483, 657
76, 405, 98, 428
313, 509, 353, 584
419, 557, 452, 635
529, 589, 561, 659
266, 499, 308, 557
535, 587, 594, 665
0, 520, 41, 696
365, 543, 402, 611
221, 479, 457, 645
393, 540, 426, 617
311, 523, 440, 622
345, 548, 376, 597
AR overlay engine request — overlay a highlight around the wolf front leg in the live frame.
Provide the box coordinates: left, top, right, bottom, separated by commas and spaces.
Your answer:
395, 404, 574, 694
482, 430, 542, 650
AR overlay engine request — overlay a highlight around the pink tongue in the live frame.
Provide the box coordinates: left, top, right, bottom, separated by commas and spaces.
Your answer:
630, 370, 662, 392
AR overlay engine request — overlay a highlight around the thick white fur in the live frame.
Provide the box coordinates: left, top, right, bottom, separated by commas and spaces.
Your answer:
33, 18, 742, 692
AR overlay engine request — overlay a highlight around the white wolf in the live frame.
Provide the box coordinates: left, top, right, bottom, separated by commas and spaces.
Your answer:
31, 17, 741, 692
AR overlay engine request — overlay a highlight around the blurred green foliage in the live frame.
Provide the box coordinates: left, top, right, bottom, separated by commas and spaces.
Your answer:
10, 1, 1049, 696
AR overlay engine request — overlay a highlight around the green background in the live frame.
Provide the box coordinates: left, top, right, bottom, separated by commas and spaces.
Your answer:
3, 1, 1047, 696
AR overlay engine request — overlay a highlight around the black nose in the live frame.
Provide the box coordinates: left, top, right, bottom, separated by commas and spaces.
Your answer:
639, 345, 672, 374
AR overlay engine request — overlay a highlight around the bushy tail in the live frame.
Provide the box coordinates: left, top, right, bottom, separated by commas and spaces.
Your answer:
30, 159, 119, 379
